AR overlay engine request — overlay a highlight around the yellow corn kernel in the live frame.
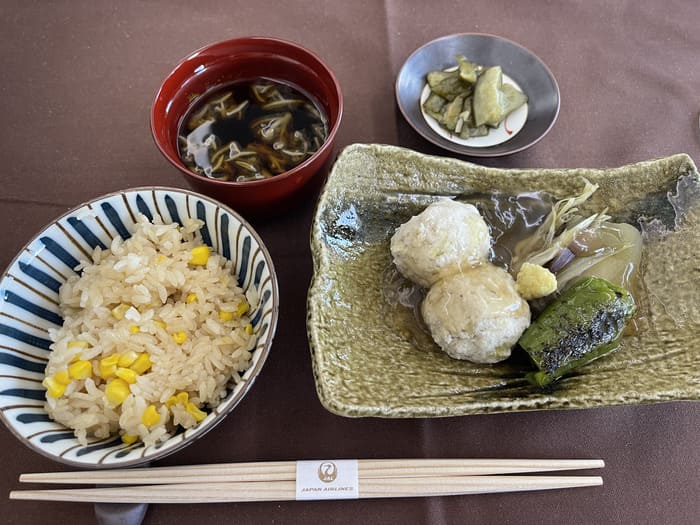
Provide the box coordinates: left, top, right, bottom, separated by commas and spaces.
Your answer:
53, 369, 71, 385
129, 325, 140, 334
104, 378, 131, 406
153, 320, 166, 330
118, 350, 139, 367
43, 376, 67, 398
189, 246, 210, 266
121, 434, 139, 445
103, 354, 120, 366
237, 301, 249, 316
67, 340, 90, 350
68, 360, 92, 380
99, 354, 120, 379
157, 254, 167, 264
115, 367, 138, 384
141, 405, 160, 427
218, 310, 234, 322
186, 402, 207, 422
245, 323, 254, 335
185, 293, 198, 304
165, 391, 189, 408
111, 303, 131, 320
130, 353, 152, 374
172, 331, 187, 344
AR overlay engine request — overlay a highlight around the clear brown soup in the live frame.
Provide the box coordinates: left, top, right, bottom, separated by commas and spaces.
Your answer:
178, 78, 328, 182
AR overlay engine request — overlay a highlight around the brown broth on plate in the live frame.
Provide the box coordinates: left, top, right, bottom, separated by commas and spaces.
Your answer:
178, 78, 328, 182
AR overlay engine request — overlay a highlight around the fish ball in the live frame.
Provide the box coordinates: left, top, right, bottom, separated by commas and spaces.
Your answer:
390, 199, 491, 288
421, 264, 530, 363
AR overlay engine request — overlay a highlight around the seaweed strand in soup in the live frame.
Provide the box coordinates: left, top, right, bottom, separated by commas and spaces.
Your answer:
178, 78, 328, 181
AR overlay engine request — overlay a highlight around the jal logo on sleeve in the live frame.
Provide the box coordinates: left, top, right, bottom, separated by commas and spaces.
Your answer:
296, 459, 359, 500
317, 461, 338, 483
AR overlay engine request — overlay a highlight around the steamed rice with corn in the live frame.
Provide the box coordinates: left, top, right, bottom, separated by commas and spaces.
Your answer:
43, 215, 256, 446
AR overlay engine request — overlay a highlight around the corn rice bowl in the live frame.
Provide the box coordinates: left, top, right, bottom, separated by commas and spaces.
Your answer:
43, 215, 256, 446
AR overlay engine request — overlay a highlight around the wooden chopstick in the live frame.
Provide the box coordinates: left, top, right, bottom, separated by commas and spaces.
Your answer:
10, 475, 603, 503
19, 458, 604, 485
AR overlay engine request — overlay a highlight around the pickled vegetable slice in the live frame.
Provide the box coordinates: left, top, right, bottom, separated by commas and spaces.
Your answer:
442, 95, 465, 131
457, 55, 481, 84
422, 92, 446, 120
501, 84, 528, 117
473, 66, 505, 127
426, 70, 464, 100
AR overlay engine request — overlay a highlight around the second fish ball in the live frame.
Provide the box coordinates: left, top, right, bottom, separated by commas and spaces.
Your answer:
390, 199, 491, 288
421, 264, 531, 364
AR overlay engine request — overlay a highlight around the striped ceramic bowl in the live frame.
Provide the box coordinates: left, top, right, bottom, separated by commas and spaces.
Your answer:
0, 187, 278, 468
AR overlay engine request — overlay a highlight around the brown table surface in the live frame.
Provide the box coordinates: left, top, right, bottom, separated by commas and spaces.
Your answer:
1, 1, 699, 524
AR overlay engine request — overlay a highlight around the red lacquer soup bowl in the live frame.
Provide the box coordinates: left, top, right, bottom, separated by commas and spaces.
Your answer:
151, 36, 343, 216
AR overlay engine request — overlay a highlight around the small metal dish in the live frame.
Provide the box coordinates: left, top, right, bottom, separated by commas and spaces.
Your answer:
396, 33, 560, 157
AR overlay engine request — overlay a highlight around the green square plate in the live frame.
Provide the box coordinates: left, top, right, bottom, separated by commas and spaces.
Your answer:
307, 144, 700, 417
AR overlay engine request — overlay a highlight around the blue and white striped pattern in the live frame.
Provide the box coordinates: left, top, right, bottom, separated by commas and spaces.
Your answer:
0, 188, 278, 468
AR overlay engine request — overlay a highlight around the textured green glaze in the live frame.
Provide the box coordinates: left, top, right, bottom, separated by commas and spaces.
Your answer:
307, 144, 700, 417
